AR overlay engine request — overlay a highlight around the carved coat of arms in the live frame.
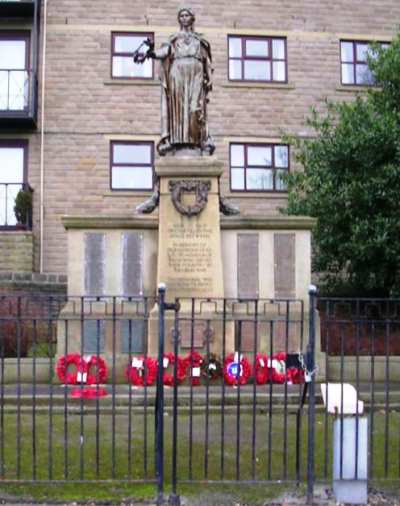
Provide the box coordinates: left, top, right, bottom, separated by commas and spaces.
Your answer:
169, 180, 211, 217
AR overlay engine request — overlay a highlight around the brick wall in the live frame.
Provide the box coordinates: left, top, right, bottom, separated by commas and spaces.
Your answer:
0, 232, 34, 272
1, 0, 399, 274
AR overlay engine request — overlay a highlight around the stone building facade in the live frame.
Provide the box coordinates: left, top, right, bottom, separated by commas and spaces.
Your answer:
0, 0, 399, 276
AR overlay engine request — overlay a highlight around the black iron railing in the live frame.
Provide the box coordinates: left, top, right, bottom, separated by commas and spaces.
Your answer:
0, 69, 37, 123
0, 291, 399, 503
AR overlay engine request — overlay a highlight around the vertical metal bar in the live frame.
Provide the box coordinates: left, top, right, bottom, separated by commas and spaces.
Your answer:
370, 321, 376, 479
267, 319, 274, 480
283, 300, 289, 479
63, 317, 69, 480
0, 299, 4, 478
384, 318, 390, 478
16, 296, 21, 479
339, 322, 344, 481
171, 301, 179, 502
127, 316, 133, 478
95, 315, 101, 479
189, 298, 195, 480
355, 301, 360, 480
143, 297, 149, 479
156, 284, 166, 504
235, 321, 241, 481
251, 300, 258, 480
79, 297, 84, 481
111, 297, 117, 479
48, 297, 54, 481
204, 319, 211, 480
323, 301, 330, 480
220, 299, 227, 480
32, 318, 37, 480
306, 285, 317, 505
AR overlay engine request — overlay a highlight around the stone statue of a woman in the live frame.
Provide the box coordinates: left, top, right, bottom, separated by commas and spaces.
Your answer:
135, 8, 215, 156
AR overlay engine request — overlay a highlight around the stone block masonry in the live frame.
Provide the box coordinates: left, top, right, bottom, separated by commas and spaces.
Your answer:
0, 232, 34, 273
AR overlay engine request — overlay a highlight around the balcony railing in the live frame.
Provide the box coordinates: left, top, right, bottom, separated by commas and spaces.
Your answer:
0, 182, 33, 229
0, 69, 37, 127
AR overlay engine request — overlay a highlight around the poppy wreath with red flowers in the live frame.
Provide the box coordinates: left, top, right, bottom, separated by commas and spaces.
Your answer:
286, 365, 305, 384
56, 353, 86, 385
254, 353, 269, 385
162, 352, 187, 386
223, 353, 252, 386
201, 353, 222, 381
269, 352, 287, 384
184, 351, 204, 386
125, 356, 158, 386
85, 355, 108, 385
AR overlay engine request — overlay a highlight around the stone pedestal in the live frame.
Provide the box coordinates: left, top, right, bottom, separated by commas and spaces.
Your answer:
156, 155, 224, 301
148, 155, 233, 355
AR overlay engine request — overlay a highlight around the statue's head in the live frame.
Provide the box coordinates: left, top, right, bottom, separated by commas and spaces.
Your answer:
177, 7, 195, 30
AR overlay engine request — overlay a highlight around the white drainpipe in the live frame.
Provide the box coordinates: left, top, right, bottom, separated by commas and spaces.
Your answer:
39, 0, 47, 273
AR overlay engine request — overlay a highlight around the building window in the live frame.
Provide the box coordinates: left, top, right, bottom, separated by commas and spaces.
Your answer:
228, 35, 287, 82
0, 140, 27, 227
230, 143, 289, 192
340, 40, 389, 85
110, 141, 154, 191
111, 32, 154, 79
0, 32, 30, 111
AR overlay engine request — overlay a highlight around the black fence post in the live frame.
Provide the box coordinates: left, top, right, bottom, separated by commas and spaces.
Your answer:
156, 284, 166, 505
170, 300, 180, 506
307, 285, 317, 504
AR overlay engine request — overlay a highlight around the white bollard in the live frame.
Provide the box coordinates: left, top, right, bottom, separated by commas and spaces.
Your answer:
321, 383, 368, 505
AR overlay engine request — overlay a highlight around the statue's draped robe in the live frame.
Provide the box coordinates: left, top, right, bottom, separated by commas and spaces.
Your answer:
154, 32, 213, 153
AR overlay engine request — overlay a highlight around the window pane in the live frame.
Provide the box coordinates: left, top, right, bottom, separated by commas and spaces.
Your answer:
247, 146, 272, 166
230, 144, 244, 167
229, 37, 242, 58
272, 39, 285, 59
113, 144, 151, 164
112, 166, 153, 189
113, 56, 152, 78
246, 39, 268, 57
341, 63, 354, 84
6, 184, 20, 225
231, 168, 245, 190
276, 169, 287, 190
356, 64, 374, 85
115, 35, 147, 54
0, 40, 26, 70
0, 147, 24, 183
247, 168, 273, 190
272, 61, 286, 81
0, 184, 5, 225
341, 42, 354, 62
244, 60, 270, 80
275, 146, 289, 168
229, 59, 242, 79
356, 43, 368, 62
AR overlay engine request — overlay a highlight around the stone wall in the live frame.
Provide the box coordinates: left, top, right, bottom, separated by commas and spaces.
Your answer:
1, 1, 399, 273
0, 271, 67, 295
0, 232, 34, 272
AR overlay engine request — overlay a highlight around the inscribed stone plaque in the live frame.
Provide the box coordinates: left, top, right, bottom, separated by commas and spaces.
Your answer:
237, 234, 259, 299
122, 232, 143, 296
84, 233, 105, 295
121, 319, 146, 353
83, 320, 105, 353
274, 233, 296, 298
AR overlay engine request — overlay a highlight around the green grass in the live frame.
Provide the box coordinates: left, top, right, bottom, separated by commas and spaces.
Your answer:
0, 408, 399, 502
